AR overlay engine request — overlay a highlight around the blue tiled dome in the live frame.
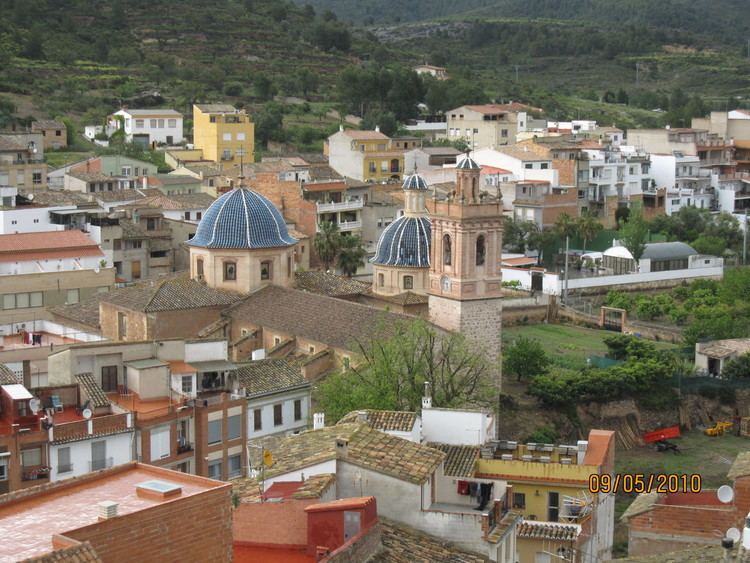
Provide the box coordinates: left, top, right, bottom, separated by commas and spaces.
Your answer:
403, 172, 428, 191
371, 216, 431, 267
189, 188, 297, 249
456, 154, 480, 170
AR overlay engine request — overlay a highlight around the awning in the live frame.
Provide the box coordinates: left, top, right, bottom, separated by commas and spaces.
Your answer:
125, 358, 169, 370
169, 361, 197, 374
49, 209, 85, 215
189, 360, 237, 372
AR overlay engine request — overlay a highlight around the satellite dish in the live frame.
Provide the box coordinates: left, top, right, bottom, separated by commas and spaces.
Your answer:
718, 485, 735, 504
29, 398, 40, 414
26, 193, 34, 201
727, 528, 741, 544
82, 408, 93, 420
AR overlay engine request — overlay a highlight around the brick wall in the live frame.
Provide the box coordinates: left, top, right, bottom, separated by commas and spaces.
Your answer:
62, 481, 233, 563
234, 499, 313, 547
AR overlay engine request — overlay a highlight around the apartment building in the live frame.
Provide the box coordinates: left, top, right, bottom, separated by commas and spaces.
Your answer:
628, 127, 734, 173
193, 103, 255, 166
650, 153, 714, 214
326, 127, 405, 182
109, 108, 184, 146
0, 132, 46, 191
446, 103, 540, 149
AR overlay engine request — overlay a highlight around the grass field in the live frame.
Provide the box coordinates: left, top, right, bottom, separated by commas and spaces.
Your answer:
503, 324, 677, 371
45, 151, 95, 169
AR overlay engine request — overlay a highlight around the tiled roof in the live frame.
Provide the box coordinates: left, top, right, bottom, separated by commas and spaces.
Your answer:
131, 192, 215, 210
0, 364, 19, 385
294, 271, 369, 298
621, 492, 659, 521
91, 190, 146, 203
194, 103, 239, 113
188, 188, 297, 250
74, 373, 110, 408
32, 120, 66, 130
18, 541, 102, 563
338, 410, 418, 433
0, 231, 102, 262
496, 146, 549, 162
371, 216, 431, 267
339, 130, 389, 140
367, 290, 429, 306
619, 545, 750, 562
729, 451, 750, 480
20, 190, 90, 207
456, 154, 480, 170
235, 359, 308, 397
403, 173, 428, 191
516, 520, 580, 541
0, 135, 25, 151
260, 423, 444, 485
428, 444, 479, 477
48, 291, 108, 330
233, 473, 335, 504
101, 272, 242, 313
227, 285, 417, 351
374, 518, 491, 563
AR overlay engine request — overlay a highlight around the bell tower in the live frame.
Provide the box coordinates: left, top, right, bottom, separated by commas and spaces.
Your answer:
427, 153, 504, 386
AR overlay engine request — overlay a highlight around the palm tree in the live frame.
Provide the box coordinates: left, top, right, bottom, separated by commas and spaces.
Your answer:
314, 221, 341, 271
337, 235, 367, 277
577, 213, 603, 253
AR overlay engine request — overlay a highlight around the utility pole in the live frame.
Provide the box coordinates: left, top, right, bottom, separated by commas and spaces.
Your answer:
563, 235, 570, 304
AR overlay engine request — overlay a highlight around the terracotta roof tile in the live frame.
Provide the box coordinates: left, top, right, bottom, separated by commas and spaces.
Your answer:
48, 291, 108, 330
428, 444, 479, 478
233, 474, 336, 504
235, 359, 309, 397
294, 271, 369, 298
338, 410, 418, 433
32, 120, 66, 130
74, 373, 110, 409
516, 520, 580, 541
374, 518, 491, 562
729, 451, 750, 480
621, 492, 659, 521
18, 541, 102, 563
339, 130, 389, 140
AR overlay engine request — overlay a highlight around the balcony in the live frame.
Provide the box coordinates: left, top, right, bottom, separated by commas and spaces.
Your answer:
90, 457, 114, 471
22, 466, 50, 481
148, 256, 171, 268
316, 199, 364, 213
338, 220, 362, 231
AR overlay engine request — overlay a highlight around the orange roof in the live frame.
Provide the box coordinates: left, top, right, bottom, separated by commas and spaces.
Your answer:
480, 166, 513, 175
340, 130, 389, 140
0, 231, 102, 262
233, 545, 313, 563
169, 360, 197, 374
583, 429, 615, 467
502, 256, 538, 267
302, 181, 348, 193
304, 496, 375, 513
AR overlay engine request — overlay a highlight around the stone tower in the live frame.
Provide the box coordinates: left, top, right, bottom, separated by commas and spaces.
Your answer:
427, 153, 504, 387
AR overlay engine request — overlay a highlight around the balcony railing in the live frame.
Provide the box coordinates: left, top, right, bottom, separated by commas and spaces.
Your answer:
338, 220, 362, 231
176, 441, 194, 455
22, 466, 50, 481
316, 199, 364, 213
90, 457, 114, 471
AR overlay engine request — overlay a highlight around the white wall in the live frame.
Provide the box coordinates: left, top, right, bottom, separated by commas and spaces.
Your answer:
649, 154, 677, 189
472, 148, 558, 185
261, 459, 337, 489
50, 431, 134, 481
247, 388, 310, 440
0, 254, 103, 276
184, 340, 228, 363
115, 110, 184, 144
564, 267, 724, 291
422, 407, 494, 445
0, 207, 72, 235
0, 319, 103, 342
327, 133, 365, 181
501, 268, 559, 295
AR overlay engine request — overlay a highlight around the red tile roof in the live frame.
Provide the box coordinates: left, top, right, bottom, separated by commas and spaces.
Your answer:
0, 231, 102, 262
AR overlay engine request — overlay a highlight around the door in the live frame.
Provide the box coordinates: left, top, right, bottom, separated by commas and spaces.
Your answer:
547, 491, 559, 522
531, 271, 543, 291
343, 511, 361, 542
101, 366, 118, 392
166, 135, 173, 145
131, 260, 141, 280
91, 440, 107, 471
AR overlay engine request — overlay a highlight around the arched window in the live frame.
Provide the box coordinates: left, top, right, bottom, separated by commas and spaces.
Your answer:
443, 234, 452, 266
196, 258, 204, 278
223, 261, 236, 281
403, 275, 414, 290
476, 235, 486, 266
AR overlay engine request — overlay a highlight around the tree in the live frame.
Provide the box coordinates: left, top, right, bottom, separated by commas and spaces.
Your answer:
554, 213, 578, 241
577, 213, 603, 252
722, 353, 750, 379
337, 235, 367, 277
504, 336, 550, 382
316, 320, 493, 421
254, 103, 285, 147
314, 221, 341, 271
619, 206, 648, 265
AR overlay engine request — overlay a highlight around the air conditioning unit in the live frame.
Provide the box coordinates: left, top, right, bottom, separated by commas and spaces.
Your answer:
521, 454, 533, 462
501, 454, 513, 461
527, 443, 537, 451
539, 456, 551, 463
561, 458, 572, 465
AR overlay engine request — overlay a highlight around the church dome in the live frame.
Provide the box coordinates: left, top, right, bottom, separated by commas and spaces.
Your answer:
371, 215, 431, 267
189, 188, 297, 249
456, 154, 480, 170
402, 172, 428, 191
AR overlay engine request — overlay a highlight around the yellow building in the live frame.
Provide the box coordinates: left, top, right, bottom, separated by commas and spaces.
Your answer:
476, 429, 616, 562
192, 104, 254, 166
326, 127, 405, 182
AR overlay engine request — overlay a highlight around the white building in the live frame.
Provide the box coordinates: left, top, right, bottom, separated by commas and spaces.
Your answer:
650, 153, 713, 214
108, 109, 184, 146
237, 358, 312, 441
583, 146, 651, 204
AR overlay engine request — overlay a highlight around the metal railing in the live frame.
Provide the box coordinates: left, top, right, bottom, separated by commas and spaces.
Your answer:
316, 199, 364, 213
90, 457, 114, 471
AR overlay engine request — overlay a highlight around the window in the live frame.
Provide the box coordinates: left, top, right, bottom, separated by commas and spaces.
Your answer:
135, 119, 144, 128
223, 133, 232, 141
150, 426, 171, 461
32, 172, 42, 185
0, 456, 7, 481
403, 275, 414, 290
196, 258, 204, 278
117, 312, 127, 338
294, 399, 302, 421
369, 162, 376, 173
208, 420, 222, 444
273, 404, 283, 426
524, 163, 533, 169
150, 119, 157, 128
157, 119, 164, 128
121, 166, 131, 176
17, 401, 27, 417
443, 234, 452, 266
181, 375, 192, 394
253, 408, 262, 431
223, 261, 237, 281
101, 366, 118, 392
66, 289, 80, 305
228, 454, 242, 478
57, 446, 72, 473
274, 336, 281, 346
541, 163, 549, 169
208, 459, 222, 479
30, 292, 43, 307
222, 149, 232, 160
56, 129, 62, 136
130, 240, 142, 249
227, 415, 242, 441
184, 211, 191, 220
308, 345, 315, 354
22, 447, 42, 467
210, 116, 217, 123
260, 261, 272, 281
237, 132, 246, 141
15, 293, 29, 309
168, 119, 177, 128
197, 212, 202, 220
380, 161, 388, 173
378, 273, 384, 287
513, 492, 526, 509
548, 491, 560, 522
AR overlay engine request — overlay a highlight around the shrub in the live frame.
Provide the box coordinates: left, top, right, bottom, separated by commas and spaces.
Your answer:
525, 426, 559, 444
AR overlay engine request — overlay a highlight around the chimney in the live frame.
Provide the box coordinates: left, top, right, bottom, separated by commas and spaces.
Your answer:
576, 440, 588, 464
339, 124, 344, 132
356, 411, 368, 423
375, 125, 380, 133
98, 501, 119, 520
422, 381, 432, 409
335, 437, 348, 460
313, 412, 325, 430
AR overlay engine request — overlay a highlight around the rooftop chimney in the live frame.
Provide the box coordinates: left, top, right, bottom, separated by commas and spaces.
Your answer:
313, 412, 325, 430
339, 125, 344, 132
98, 500, 118, 520
335, 437, 349, 460
375, 125, 380, 133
